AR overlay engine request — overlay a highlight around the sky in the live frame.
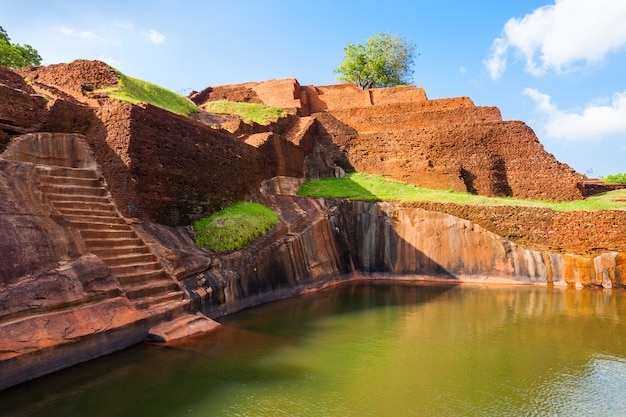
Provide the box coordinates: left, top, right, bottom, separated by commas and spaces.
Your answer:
2, 0, 626, 177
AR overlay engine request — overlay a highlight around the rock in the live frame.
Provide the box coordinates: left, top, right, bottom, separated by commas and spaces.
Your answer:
146, 312, 220, 343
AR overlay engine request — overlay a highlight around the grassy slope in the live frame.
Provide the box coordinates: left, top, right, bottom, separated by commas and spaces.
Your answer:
100, 73, 199, 116
193, 201, 280, 253
298, 173, 626, 211
202, 100, 287, 124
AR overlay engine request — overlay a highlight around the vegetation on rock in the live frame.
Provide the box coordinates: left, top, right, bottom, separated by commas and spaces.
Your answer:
298, 173, 626, 211
99, 73, 199, 116
202, 100, 287, 124
0, 25, 42, 68
604, 172, 626, 184
193, 201, 280, 253
335, 32, 416, 90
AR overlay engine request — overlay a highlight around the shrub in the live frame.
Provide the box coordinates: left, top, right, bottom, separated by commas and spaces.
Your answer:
603, 173, 626, 184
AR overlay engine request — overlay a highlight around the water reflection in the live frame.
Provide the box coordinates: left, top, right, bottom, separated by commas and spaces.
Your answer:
0, 281, 625, 416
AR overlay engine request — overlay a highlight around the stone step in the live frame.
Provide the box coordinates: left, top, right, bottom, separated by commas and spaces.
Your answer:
45, 193, 113, 205
36, 166, 99, 179
113, 269, 167, 286
50, 200, 117, 212
39, 175, 103, 188
99, 252, 157, 266
108, 261, 162, 276
39, 183, 109, 197
123, 280, 181, 300
143, 299, 191, 318
83, 237, 144, 248
89, 245, 152, 257
80, 229, 137, 240
64, 213, 126, 225
55, 207, 117, 217
69, 221, 131, 231
147, 312, 221, 343
133, 291, 185, 311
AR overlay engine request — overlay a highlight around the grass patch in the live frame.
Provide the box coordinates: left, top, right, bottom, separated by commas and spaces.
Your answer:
99, 73, 199, 116
297, 172, 626, 211
202, 100, 287, 124
193, 201, 280, 253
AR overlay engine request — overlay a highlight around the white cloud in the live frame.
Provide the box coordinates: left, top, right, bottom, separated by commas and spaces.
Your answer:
524, 87, 626, 141
458, 65, 467, 74
144, 29, 165, 45
113, 20, 134, 31
485, 0, 626, 79
59, 25, 102, 41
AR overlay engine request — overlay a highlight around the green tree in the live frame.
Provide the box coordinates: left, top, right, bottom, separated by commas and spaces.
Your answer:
0, 25, 42, 68
335, 32, 416, 90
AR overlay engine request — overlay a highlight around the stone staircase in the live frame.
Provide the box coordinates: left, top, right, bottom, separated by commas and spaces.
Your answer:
35, 165, 188, 313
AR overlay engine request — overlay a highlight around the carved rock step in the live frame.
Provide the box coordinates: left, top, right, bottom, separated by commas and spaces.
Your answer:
134, 291, 186, 311
45, 193, 113, 205
98, 252, 157, 266
38, 183, 109, 197
49, 200, 117, 212
147, 312, 221, 343
114, 269, 169, 286
68, 221, 130, 231
38, 175, 103, 188
83, 237, 144, 248
36, 166, 99, 179
54, 206, 117, 216
80, 229, 137, 240
89, 245, 152, 257
35, 165, 188, 313
122, 279, 180, 300
108, 261, 162, 276
63, 214, 126, 225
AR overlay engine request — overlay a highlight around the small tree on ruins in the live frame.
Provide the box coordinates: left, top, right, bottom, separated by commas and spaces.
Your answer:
334, 32, 416, 90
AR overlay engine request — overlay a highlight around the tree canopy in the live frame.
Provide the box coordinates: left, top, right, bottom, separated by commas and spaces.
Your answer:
334, 32, 416, 90
0, 25, 42, 69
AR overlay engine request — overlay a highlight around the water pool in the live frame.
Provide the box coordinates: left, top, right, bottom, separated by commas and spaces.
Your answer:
1, 281, 625, 416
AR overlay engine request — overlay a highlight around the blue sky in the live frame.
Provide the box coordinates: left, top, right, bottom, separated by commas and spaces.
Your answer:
2, 0, 626, 177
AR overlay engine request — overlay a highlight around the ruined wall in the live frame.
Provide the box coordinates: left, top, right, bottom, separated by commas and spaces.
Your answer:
338, 121, 583, 200
405, 201, 626, 255
298, 83, 584, 201
300, 84, 430, 114
89, 102, 267, 224
191, 79, 302, 112
0, 67, 47, 149
329, 103, 502, 132
17, 60, 120, 103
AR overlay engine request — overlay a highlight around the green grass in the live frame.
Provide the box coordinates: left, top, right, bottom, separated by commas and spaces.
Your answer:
193, 201, 280, 253
99, 73, 199, 116
297, 172, 626, 211
202, 100, 287, 124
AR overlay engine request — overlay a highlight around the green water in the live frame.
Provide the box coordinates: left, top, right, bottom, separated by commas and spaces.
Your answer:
1, 281, 626, 416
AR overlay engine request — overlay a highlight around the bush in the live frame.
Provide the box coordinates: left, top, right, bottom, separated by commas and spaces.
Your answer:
603, 173, 626, 184
193, 201, 280, 253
